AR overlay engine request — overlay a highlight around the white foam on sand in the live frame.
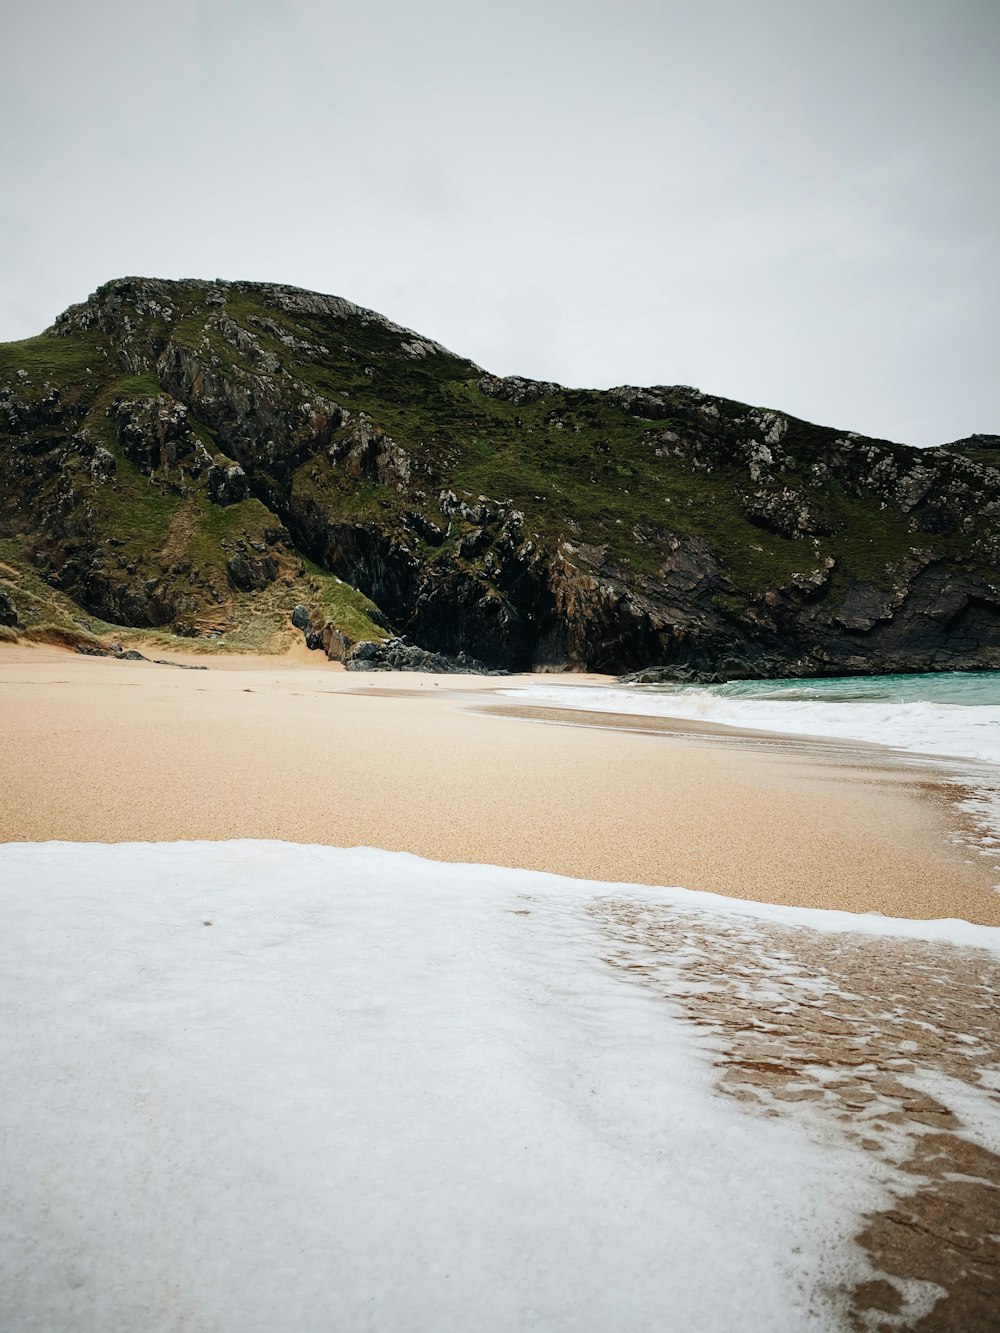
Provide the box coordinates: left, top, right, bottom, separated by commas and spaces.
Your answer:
502, 684, 1000, 770
504, 683, 1000, 863
1, 842, 998, 1333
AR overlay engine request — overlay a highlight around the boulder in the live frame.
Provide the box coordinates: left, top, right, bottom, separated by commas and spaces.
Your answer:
345, 637, 501, 674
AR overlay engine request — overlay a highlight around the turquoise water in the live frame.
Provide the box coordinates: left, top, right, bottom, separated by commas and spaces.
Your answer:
657, 671, 1000, 707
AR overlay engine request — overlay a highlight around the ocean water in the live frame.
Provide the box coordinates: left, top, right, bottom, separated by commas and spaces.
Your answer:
508, 672, 1000, 769
668, 670, 1000, 709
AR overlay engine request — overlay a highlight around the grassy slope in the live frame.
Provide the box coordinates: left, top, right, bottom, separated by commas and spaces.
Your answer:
0, 316, 388, 654
0, 533, 386, 657
0, 280, 991, 660
279, 310, 962, 597
130, 282, 977, 597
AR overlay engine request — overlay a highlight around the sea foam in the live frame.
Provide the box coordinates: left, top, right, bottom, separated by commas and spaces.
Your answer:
1, 841, 997, 1332
504, 682, 1000, 769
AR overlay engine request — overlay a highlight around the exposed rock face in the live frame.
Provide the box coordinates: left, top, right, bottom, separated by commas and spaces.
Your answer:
478, 374, 561, 406
329, 418, 411, 489
206, 461, 249, 507
1, 274, 998, 678
344, 638, 498, 674
112, 395, 199, 475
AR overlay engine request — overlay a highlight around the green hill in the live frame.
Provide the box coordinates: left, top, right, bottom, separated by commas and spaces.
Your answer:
1, 276, 997, 676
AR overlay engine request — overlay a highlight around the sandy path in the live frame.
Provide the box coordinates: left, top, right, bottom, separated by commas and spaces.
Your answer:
1, 643, 997, 924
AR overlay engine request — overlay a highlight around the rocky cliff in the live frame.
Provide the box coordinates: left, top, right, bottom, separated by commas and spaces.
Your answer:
1, 276, 998, 677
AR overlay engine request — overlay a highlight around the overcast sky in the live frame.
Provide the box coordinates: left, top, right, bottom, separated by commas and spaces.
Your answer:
2, 0, 997, 446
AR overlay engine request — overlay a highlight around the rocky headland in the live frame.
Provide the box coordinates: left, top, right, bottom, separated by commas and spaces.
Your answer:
1, 276, 998, 677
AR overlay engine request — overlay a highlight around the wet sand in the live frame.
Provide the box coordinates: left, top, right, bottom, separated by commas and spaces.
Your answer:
592, 896, 1000, 1328
2, 642, 998, 924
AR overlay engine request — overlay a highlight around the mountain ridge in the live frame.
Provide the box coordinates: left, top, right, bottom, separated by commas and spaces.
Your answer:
1, 275, 998, 676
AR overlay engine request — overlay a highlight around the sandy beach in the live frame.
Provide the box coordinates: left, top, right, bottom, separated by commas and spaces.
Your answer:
2, 642, 997, 925
4, 641, 1000, 1327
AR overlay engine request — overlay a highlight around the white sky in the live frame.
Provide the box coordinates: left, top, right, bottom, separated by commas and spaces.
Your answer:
2, 0, 997, 446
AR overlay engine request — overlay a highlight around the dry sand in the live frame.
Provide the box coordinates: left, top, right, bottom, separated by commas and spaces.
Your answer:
2, 641, 998, 925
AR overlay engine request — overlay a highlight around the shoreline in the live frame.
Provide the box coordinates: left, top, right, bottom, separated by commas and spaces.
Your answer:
2, 642, 998, 925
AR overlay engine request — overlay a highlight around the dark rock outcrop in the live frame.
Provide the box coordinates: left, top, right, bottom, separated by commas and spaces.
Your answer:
207, 461, 249, 507
345, 637, 499, 674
